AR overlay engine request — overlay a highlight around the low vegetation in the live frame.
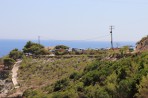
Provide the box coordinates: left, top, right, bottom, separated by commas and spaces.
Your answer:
23, 41, 49, 55
3, 58, 15, 70
9, 48, 23, 60
0, 57, 15, 80
1, 36, 148, 97
18, 51, 148, 98
18, 56, 94, 91
0, 58, 3, 65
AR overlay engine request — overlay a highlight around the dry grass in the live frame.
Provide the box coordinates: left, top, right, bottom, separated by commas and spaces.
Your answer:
17, 57, 95, 91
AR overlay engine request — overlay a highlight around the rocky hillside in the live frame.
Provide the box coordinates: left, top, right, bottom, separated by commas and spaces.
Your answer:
15, 52, 148, 98
136, 35, 148, 52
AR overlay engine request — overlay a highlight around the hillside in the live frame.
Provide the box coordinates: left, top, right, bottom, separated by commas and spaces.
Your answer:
9, 52, 148, 98
17, 57, 94, 91
1, 36, 148, 97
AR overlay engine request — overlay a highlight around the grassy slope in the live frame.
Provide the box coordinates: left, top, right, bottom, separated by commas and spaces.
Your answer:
18, 57, 95, 91
18, 52, 148, 98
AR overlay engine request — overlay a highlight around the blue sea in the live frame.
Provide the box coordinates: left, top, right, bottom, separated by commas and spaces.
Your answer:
0, 39, 136, 57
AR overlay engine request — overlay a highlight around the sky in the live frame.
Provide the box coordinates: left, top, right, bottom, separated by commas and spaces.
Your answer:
0, 0, 148, 42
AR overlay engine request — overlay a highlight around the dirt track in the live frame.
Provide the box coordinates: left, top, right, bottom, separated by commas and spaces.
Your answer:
12, 60, 22, 88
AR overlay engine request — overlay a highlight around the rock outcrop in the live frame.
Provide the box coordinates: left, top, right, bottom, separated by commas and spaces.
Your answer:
0, 80, 13, 97
136, 35, 148, 52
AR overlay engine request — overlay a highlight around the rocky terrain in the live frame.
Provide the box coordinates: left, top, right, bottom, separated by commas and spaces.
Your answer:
0, 79, 13, 97
136, 35, 148, 52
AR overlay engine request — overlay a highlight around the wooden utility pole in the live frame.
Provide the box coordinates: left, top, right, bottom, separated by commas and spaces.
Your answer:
110, 26, 114, 49
38, 36, 40, 44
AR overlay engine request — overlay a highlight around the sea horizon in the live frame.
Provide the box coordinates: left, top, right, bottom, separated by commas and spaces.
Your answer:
0, 39, 136, 57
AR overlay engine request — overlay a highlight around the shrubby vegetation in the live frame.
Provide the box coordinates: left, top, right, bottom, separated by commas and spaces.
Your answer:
0, 48, 23, 79
9, 48, 23, 60
54, 45, 69, 50
0, 57, 15, 79
19, 51, 148, 98
3, 57, 15, 70
0, 48, 23, 80
54, 45, 69, 55
0, 36, 146, 97
136, 74, 148, 98
18, 56, 93, 94
23, 41, 49, 55
0, 58, 3, 65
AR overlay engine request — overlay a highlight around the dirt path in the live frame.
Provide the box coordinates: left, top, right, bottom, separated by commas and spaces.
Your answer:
0, 60, 22, 97
12, 60, 22, 88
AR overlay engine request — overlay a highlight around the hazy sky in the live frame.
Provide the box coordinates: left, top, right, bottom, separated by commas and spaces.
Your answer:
0, 0, 148, 41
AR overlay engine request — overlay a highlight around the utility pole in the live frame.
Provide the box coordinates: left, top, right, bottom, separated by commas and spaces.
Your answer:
110, 26, 114, 49
38, 36, 40, 44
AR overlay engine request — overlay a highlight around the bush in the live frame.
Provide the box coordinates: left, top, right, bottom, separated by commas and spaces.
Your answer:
23, 89, 48, 98
23, 41, 49, 55
117, 79, 136, 98
52, 89, 78, 98
55, 45, 69, 50
3, 57, 15, 70
76, 82, 84, 92
136, 75, 148, 98
55, 49, 68, 55
54, 78, 69, 91
9, 48, 23, 60
69, 72, 81, 80
85, 85, 110, 98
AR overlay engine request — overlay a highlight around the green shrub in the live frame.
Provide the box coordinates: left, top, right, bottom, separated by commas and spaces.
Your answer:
55, 45, 69, 50
23, 41, 49, 55
9, 48, 23, 60
69, 72, 81, 80
76, 82, 84, 92
52, 89, 78, 98
54, 78, 69, 91
3, 57, 15, 70
23, 89, 48, 98
136, 75, 148, 98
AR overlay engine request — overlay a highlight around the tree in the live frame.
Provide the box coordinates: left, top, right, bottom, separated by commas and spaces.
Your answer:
24, 41, 32, 49
23, 41, 48, 55
54, 45, 69, 50
3, 58, 15, 70
9, 48, 23, 60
